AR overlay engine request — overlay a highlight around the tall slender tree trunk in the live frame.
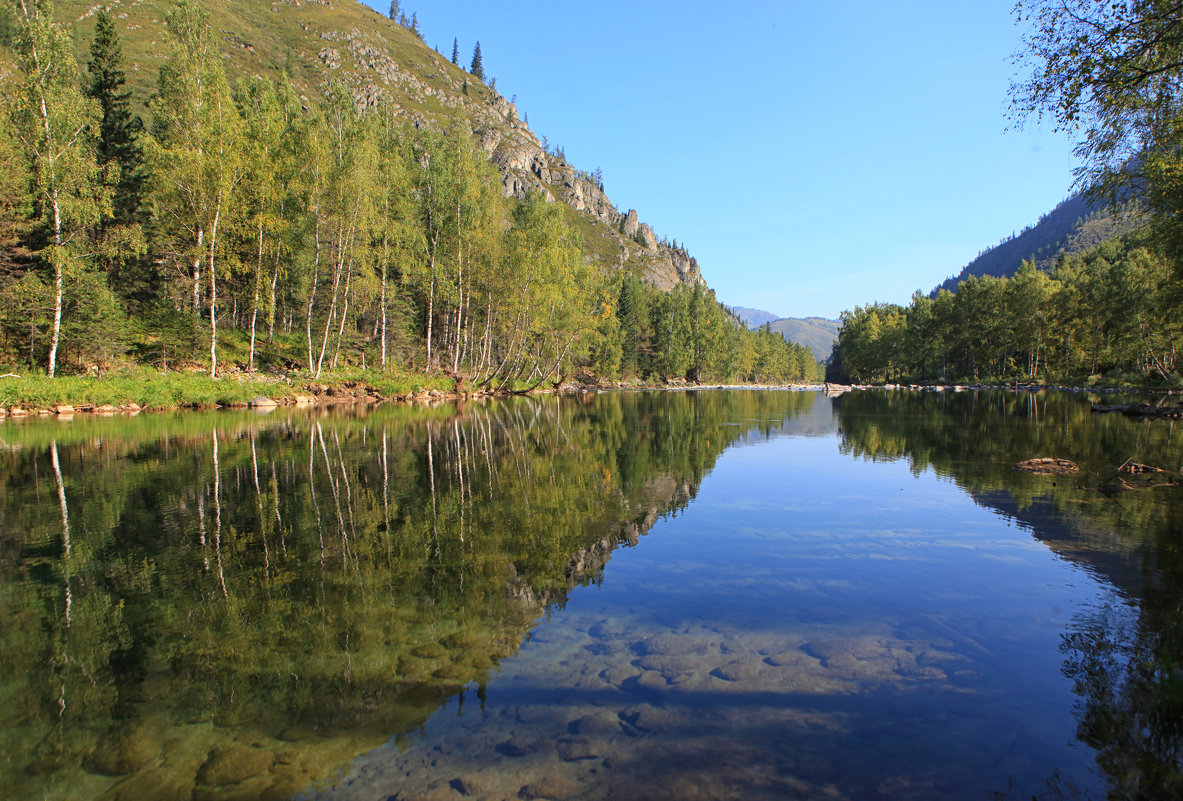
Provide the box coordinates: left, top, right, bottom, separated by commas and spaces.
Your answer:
47, 206, 63, 378
316, 243, 345, 379
380, 235, 388, 369
425, 248, 437, 370
22, 5, 65, 378
208, 198, 223, 378
249, 213, 264, 370
306, 217, 321, 374
193, 227, 204, 315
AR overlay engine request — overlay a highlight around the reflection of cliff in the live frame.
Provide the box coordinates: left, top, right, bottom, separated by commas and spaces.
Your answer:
0, 390, 818, 801
833, 389, 1181, 602
834, 389, 1183, 798
970, 490, 1147, 599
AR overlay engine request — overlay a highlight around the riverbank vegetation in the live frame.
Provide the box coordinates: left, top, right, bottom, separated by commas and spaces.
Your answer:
0, 2, 820, 401
831, 233, 1182, 387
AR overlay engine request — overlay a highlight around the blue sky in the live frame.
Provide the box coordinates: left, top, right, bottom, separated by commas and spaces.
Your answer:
363, 1, 1077, 320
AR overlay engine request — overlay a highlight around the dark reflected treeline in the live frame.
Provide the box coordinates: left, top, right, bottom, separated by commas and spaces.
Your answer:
0, 389, 820, 800
835, 389, 1183, 798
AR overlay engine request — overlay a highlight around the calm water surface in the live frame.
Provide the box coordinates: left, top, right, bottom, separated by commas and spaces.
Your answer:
3, 390, 1181, 800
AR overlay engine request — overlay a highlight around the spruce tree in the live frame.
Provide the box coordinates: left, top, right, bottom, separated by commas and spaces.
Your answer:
388, 1, 400, 21
451, 37, 459, 65
470, 41, 484, 81
409, 12, 421, 39
87, 7, 145, 226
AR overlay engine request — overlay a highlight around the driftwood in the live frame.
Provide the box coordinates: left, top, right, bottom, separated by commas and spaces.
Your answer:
1092, 457, 1180, 495
1096, 477, 1182, 496
1015, 458, 1080, 474
1017, 456, 1182, 493
1091, 403, 1183, 419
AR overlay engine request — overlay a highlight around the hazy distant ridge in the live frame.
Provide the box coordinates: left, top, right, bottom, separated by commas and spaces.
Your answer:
726, 307, 839, 361
726, 306, 781, 329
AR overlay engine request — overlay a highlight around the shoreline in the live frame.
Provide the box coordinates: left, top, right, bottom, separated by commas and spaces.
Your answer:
0, 374, 1176, 421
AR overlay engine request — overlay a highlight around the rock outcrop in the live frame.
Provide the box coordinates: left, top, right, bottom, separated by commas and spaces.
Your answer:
309, 19, 705, 292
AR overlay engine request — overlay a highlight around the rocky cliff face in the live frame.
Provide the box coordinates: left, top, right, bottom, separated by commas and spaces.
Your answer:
318, 19, 703, 290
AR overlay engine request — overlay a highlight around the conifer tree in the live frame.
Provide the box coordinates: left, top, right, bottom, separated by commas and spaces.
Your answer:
470, 41, 484, 81
409, 12, 421, 39
87, 7, 144, 226
451, 37, 459, 65
388, 1, 400, 21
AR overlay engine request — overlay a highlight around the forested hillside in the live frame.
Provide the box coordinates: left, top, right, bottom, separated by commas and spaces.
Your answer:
932, 192, 1141, 294
0, 0, 821, 388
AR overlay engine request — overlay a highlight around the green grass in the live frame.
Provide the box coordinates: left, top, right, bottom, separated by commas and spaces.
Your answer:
0, 364, 459, 411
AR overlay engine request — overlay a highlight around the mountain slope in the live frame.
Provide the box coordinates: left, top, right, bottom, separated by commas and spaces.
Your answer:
769, 317, 839, 361
724, 306, 837, 361
49, 0, 703, 291
932, 192, 1141, 294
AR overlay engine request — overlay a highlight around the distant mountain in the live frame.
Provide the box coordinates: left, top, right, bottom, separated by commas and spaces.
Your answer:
933, 192, 1142, 294
727, 306, 781, 329
724, 307, 838, 361
769, 317, 840, 361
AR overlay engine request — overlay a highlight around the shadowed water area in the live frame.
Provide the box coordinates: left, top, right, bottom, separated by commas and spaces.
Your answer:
2, 390, 1182, 800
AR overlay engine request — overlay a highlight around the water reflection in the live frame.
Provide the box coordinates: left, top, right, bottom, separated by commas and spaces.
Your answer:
834, 389, 1183, 799
5, 388, 1179, 800
0, 391, 820, 801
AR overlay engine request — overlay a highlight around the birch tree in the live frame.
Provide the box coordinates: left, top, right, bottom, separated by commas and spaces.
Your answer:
147, 0, 245, 377
10, 0, 110, 377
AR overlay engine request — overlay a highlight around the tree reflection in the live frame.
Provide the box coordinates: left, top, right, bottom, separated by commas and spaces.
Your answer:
0, 390, 819, 801
836, 389, 1183, 799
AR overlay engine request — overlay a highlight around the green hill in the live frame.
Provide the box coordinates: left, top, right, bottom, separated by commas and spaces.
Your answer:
769, 317, 840, 361
42, 0, 703, 291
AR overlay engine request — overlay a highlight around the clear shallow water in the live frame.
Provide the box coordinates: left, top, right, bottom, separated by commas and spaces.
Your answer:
3, 390, 1182, 800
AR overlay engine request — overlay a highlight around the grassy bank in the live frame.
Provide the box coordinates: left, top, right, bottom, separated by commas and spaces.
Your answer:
0, 367, 457, 412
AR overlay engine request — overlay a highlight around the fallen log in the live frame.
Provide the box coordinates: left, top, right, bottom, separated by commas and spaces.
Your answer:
1091, 403, 1183, 419
1015, 458, 1080, 475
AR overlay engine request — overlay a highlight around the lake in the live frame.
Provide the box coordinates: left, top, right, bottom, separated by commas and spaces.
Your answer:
3, 389, 1181, 800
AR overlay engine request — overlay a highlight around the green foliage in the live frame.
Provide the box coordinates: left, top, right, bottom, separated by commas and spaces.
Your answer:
834, 231, 1182, 385
1011, 1, 1183, 275
86, 7, 144, 227
0, 2, 791, 393
9, 0, 113, 377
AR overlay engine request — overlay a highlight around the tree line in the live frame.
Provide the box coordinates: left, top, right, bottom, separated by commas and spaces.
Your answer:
0, 1, 819, 386
830, 234, 1181, 385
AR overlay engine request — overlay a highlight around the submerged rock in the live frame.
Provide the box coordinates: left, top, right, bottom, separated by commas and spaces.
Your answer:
196, 743, 274, 787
